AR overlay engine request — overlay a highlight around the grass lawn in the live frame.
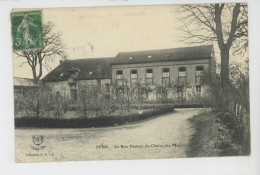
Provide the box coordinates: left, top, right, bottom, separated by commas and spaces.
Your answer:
186, 110, 249, 157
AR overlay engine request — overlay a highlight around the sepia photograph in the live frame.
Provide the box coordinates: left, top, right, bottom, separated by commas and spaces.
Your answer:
11, 3, 250, 163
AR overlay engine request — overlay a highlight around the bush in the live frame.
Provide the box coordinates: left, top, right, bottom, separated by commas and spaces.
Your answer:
15, 106, 174, 128
14, 85, 69, 118
75, 87, 116, 118
174, 104, 204, 108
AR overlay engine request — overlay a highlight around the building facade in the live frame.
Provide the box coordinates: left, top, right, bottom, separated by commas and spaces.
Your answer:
111, 45, 215, 100
42, 58, 113, 100
42, 45, 215, 102
13, 77, 38, 99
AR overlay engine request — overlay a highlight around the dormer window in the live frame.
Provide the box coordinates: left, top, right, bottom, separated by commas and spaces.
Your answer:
89, 72, 92, 75
148, 55, 152, 58
165, 54, 170, 58
60, 73, 64, 77
129, 57, 133, 60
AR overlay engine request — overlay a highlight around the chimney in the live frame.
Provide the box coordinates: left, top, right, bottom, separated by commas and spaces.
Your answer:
68, 67, 80, 85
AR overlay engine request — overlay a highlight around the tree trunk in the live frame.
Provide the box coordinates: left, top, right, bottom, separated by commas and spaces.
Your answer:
220, 48, 230, 87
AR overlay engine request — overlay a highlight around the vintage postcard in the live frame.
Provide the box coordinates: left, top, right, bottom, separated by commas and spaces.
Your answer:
12, 4, 249, 163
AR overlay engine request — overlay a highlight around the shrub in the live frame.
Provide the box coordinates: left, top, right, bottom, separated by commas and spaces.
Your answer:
15, 106, 174, 128
14, 85, 69, 118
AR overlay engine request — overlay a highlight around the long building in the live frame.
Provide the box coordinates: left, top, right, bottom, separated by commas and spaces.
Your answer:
42, 45, 215, 101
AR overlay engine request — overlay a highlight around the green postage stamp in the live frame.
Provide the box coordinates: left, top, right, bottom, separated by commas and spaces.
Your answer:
11, 10, 43, 50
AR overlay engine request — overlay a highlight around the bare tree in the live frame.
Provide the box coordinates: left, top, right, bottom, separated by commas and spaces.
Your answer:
179, 3, 248, 86
14, 22, 67, 82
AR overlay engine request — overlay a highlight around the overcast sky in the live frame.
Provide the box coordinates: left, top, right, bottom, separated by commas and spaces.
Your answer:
13, 5, 244, 79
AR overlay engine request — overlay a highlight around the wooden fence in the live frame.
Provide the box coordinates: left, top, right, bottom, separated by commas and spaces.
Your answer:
228, 101, 250, 148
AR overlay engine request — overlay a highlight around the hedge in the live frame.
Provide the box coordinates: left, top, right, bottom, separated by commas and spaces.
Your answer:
174, 104, 204, 108
15, 106, 174, 128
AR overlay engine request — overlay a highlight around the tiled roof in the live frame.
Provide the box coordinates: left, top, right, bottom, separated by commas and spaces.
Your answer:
13, 77, 37, 87
42, 57, 113, 82
42, 45, 214, 82
112, 45, 214, 65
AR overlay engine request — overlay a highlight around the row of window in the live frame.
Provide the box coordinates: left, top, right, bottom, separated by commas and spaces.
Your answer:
116, 66, 204, 85
69, 84, 202, 101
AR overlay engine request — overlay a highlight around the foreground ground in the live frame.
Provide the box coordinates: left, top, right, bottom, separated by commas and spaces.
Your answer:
186, 111, 250, 157
15, 108, 203, 162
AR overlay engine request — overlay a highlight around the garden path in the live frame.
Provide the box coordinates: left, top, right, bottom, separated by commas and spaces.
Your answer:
15, 108, 203, 162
